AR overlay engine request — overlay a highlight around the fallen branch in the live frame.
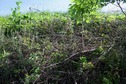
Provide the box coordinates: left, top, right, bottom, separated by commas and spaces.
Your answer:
33, 48, 96, 83
43, 47, 97, 69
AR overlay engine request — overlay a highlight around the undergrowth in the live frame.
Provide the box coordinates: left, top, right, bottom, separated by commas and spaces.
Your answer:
0, 6, 126, 84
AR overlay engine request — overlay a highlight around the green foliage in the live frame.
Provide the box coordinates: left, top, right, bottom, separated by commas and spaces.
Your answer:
69, 0, 100, 23
102, 49, 121, 84
80, 56, 87, 63
24, 67, 40, 84
94, 46, 104, 55
4, 1, 22, 36
102, 77, 112, 84
0, 1, 126, 83
80, 56, 94, 70
11, 1, 22, 19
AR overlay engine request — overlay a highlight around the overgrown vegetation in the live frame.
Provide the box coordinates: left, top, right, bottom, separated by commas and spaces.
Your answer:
0, 0, 126, 84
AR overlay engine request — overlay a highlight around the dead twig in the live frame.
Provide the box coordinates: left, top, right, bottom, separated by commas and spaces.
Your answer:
116, 1, 126, 17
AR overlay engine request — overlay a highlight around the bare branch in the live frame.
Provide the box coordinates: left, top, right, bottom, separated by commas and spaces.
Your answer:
43, 47, 97, 69
116, 1, 126, 17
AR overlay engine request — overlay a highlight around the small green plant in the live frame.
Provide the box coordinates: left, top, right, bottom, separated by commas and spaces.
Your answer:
24, 67, 40, 84
11, 1, 22, 20
102, 77, 112, 84
80, 56, 94, 70
4, 1, 22, 36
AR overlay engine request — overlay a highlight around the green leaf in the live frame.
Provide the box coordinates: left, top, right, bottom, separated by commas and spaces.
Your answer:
80, 57, 87, 63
